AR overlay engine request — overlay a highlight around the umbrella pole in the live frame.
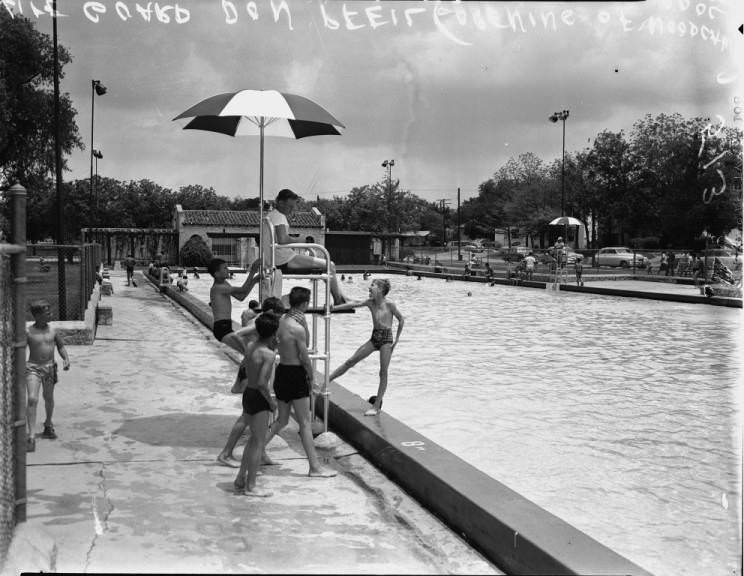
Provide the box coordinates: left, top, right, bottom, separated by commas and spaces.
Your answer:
258, 119, 265, 303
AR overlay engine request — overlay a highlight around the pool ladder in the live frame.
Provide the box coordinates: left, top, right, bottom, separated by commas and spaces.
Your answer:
259, 217, 332, 435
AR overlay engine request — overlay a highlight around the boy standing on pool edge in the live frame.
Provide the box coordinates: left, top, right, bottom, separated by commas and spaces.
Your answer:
329, 279, 405, 416
208, 258, 259, 353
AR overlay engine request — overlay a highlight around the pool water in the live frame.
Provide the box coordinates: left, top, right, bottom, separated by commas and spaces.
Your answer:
188, 273, 742, 576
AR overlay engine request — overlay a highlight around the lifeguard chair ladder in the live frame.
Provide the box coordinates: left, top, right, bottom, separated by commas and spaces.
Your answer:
259, 217, 333, 435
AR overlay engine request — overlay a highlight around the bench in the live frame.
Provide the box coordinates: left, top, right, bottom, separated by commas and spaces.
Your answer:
96, 302, 113, 325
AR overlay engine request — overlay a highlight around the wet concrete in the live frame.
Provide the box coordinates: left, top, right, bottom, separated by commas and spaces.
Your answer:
22, 271, 500, 574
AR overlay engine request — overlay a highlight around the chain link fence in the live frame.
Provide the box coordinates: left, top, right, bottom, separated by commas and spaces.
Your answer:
0, 184, 27, 568
25, 243, 102, 321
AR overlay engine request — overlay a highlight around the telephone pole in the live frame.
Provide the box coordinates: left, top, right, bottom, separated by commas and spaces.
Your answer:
457, 187, 462, 261
438, 199, 450, 246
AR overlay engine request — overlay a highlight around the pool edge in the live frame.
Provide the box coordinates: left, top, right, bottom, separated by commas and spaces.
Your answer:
146, 270, 655, 576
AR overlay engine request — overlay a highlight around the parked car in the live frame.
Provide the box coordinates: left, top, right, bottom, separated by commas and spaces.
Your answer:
446, 240, 481, 252
537, 246, 584, 266
500, 246, 531, 262
596, 247, 647, 268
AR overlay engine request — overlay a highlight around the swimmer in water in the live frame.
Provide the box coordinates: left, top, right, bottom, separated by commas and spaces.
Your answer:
330, 279, 405, 416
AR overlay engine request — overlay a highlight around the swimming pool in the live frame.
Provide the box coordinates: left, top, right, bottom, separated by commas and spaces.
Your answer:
187, 273, 742, 576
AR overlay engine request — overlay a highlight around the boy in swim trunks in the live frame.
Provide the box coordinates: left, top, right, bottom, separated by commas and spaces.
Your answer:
208, 258, 259, 353
26, 299, 70, 451
234, 312, 280, 497
216, 297, 285, 468
263, 287, 336, 478
329, 279, 405, 416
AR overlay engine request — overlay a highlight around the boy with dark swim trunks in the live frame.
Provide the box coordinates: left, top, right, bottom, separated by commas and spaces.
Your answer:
233, 312, 280, 497
329, 279, 405, 416
208, 258, 259, 353
263, 287, 336, 478
216, 297, 285, 468
26, 299, 70, 451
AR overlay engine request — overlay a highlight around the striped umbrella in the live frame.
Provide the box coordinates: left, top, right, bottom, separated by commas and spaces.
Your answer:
173, 89, 345, 289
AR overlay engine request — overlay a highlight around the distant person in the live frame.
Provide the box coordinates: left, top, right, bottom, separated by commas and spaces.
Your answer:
659, 252, 667, 275
329, 279, 405, 416
263, 287, 336, 477
666, 251, 676, 276
484, 262, 494, 281
176, 273, 189, 292
233, 312, 281, 497
216, 298, 286, 469
363, 271, 371, 280
192, 267, 200, 279
553, 237, 566, 268
240, 300, 261, 328
266, 189, 347, 305
208, 258, 255, 353
691, 254, 705, 292
124, 253, 136, 286
26, 299, 70, 451
575, 258, 584, 286
524, 252, 536, 280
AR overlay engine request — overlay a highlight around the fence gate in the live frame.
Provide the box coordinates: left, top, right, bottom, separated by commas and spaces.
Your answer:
0, 184, 28, 567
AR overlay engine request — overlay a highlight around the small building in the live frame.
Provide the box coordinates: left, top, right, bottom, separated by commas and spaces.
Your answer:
325, 231, 406, 265
173, 204, 325, 267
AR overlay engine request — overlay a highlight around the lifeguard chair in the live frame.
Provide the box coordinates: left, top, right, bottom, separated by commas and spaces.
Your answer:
259, 217, 334, 438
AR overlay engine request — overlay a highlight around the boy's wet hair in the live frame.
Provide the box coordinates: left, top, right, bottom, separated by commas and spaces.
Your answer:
248, 299, 260, 310
261, 296, 286, 314
30, 299, 50, 314
373, 278, 390, 296
289, 286, 311, 307
255, 312, 280, 339
207, 258, 226, 277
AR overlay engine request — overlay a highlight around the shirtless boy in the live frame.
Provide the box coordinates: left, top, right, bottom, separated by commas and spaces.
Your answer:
263, 287, 336, 478
208, 258, 260, 353
216, 297, 285, 468
26, 299, 70, 451
329, 279, 405, 416
234, 312, 280, 497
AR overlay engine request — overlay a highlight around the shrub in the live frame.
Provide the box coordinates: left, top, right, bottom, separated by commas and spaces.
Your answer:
180, 234, 213, 267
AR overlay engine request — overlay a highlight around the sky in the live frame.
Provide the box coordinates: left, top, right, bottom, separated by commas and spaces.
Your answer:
8, 0, 743, 205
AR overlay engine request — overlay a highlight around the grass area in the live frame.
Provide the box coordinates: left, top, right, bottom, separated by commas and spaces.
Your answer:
25, 262, 84, 321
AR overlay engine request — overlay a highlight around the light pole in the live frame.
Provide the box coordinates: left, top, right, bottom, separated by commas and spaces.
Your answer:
90, 79, 107, 222
92, 149, 103, 220
382, 159, 395, 258
549, 109, 570, 217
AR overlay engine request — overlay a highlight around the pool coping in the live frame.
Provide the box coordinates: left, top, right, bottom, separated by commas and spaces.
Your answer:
383, 265, 742, 308
145, 270, 655, 576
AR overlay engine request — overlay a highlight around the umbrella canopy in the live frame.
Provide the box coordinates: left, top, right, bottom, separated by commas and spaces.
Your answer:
173, 89, 344, 300
549, 216, 584, 227
173, 89, 345, 137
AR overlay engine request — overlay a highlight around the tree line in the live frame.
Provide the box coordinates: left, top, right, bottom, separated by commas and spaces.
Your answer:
2, 10, 741, 248
460, 114, 742, 248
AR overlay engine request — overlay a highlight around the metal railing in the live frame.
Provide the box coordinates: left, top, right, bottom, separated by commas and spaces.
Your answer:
0, 184, 28, 568
261, 217, 333, 435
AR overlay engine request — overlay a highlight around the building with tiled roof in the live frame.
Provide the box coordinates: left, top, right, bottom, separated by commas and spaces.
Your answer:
173, 204, 325, 266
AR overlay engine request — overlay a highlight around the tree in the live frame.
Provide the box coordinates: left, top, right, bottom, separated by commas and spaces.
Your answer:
0, 11, 82, 189
180, 234, 213, 266
175, 184, 231, 210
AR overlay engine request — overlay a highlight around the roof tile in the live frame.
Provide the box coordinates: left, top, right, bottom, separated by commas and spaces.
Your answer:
181, 210, 321, 228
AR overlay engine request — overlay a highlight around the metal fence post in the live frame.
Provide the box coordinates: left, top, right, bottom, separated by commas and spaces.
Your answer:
10, 183, 27, 523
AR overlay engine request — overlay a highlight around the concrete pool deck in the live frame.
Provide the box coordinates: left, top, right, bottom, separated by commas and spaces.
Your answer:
4, 270, 498, 575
